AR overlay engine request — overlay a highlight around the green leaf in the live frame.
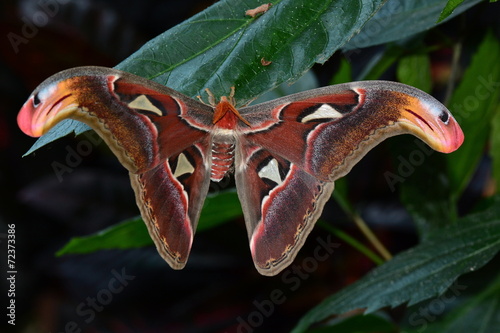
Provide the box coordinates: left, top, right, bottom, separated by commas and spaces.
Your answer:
116, 0, 385, 102
56, 216, 152, 256
291, 196, 500, 333
490, 106, 500, 184
196, 190, 243, 231
447, 31, 500, 200
57, 190, 242, 256
397, 52, 432, 93
356, 44, 405, 80
29, 0, 386, 154
343, 0, 483, 51
252, 70, 319, 104
403, 272, 500, 332
23, 120, 92, 156
437, 0, 466, 23
329, 57, 352, 85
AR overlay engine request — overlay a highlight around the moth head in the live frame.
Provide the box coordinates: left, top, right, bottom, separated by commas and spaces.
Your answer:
17, 77, 84, 137
396, 91, 464, 153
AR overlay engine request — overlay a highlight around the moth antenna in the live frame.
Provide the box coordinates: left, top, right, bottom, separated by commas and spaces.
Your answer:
197, 88, 218, 107
205, 88, 216, 106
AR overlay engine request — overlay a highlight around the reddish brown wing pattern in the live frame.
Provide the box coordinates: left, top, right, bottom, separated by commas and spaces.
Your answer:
130, 142, 211, 269
240, 83, 462, 181
17, 67, 464, 276
235, 146, 334, 275
17, 66, 215, 269
235, 81, 463, 275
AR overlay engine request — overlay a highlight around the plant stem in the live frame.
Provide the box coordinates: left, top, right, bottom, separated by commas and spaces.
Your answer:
352, 213, 392, 261
319, 222, 385, 266
331, 184, 392, 263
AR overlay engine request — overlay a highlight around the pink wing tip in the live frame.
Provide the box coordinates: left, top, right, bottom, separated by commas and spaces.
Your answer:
402, 96, 465, 154
438, 114, 464, 153
17, 97, 39, 137
446, 119, 464, 153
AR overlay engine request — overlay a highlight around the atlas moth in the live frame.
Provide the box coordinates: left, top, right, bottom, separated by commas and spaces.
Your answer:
17, 66, 464, 276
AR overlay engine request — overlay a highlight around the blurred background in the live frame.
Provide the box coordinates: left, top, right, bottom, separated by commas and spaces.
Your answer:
1, 0, 498, 332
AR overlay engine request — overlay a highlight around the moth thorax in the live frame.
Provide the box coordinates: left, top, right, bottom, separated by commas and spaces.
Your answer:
210, 141, 235, 181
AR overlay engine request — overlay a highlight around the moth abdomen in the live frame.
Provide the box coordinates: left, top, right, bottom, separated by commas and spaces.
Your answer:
211, 141, 235, 181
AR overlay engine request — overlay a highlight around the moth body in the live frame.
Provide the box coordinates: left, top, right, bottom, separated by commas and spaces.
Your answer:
209, 95, 249, 181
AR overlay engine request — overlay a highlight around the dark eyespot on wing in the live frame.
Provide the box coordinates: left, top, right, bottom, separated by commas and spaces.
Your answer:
439, 110, 449, 124
33, 93, 41, 107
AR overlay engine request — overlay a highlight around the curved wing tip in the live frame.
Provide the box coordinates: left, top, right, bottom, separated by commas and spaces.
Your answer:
253, 255, 291, 277
444, 127, 465, 153
437, 116, 465, 153
163, 256, 188, 270
17, 98, 37, 137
